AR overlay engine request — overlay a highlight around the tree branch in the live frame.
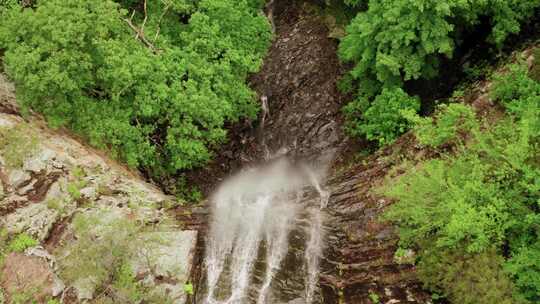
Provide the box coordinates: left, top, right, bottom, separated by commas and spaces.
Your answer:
123, 17, 160, 54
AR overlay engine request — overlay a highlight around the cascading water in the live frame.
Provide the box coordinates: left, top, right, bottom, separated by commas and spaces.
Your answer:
201, 158, 328, 304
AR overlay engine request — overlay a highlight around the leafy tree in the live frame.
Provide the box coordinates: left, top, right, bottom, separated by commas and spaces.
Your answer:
338, 0, 540, 144
404, 103, 479, 148
339, 0, 540, 93
0, 0, 271, 177
418, 248, 519, 304
344, 87, 419, 145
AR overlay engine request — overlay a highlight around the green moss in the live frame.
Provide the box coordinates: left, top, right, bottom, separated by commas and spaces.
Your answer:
0, 123, 39, 169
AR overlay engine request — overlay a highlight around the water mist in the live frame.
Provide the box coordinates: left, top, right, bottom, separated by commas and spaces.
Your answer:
202, 158, 328, 304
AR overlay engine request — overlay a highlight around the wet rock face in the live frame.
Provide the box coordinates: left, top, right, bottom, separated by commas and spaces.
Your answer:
318, 137, 432, 304
0, 74, 197, 303
249, 0, 350, 162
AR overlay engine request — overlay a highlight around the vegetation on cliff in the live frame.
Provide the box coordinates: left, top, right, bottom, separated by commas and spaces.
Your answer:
382, 60, 540, 303
1, 1, 540, 303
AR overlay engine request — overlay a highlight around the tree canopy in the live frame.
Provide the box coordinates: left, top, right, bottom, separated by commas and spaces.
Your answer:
0, 0, 271, 176
338, 0, 540, 144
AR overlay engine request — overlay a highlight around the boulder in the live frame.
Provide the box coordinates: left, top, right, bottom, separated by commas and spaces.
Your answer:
72, 277, 97, 301
131, 231, 198, 304
23, 148, 59, 173
7, 169, 30, 189
5, 203, 58, 241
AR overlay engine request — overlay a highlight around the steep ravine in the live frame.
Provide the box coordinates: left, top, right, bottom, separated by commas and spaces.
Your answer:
0, 1, 433, 303
186, 1, 432, 303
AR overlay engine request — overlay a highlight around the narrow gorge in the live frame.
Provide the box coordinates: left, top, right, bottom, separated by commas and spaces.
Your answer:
3, 0, 539, 303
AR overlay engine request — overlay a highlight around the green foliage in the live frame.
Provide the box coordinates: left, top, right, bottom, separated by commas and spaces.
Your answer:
417, 248, 519, 304
0, 0, 18, 15
0, 0, 271, 177
174, 176, 203, 204
339, 0, 540, 95
368, 292, 379, 303
183, 282, 194, 295
382, 64, 540, 302
492, 63, 540, 118
0, 123, 39, 168
506, 242, 540, 301
8, 233, 38, 252
344, 87, 419, 145
405, 103, 479, 148
338, 0, 540, 144
11, 291, 36, 304
113, 262, 143, 303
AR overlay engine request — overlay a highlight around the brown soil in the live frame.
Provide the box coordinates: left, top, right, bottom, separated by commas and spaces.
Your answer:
1, 253, 56, 303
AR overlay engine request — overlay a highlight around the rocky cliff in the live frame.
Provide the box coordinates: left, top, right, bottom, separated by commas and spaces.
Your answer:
0, 74, 197, 304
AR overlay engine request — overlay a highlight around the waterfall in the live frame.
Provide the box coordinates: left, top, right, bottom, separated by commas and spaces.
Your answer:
202, 158, 327, 304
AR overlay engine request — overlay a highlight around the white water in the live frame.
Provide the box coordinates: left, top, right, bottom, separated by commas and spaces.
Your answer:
203, 158, 327, 304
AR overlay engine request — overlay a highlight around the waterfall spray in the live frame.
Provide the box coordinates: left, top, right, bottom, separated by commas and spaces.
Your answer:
202, 158, 328, 304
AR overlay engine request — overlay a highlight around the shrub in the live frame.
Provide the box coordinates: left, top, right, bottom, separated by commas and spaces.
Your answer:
344, 87, 419, 145
113, 262, 143, 303
368, 292, 379, 303
0, 123, 39, 168
492, 63, 540, 118
183, 282, 194, 295
382, 63, 540, 302
8, 233, 38, 252
417, 248, 519, 304
406, 103, 479, 148
0, 0, 271, 177
506, 242, 540, 302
